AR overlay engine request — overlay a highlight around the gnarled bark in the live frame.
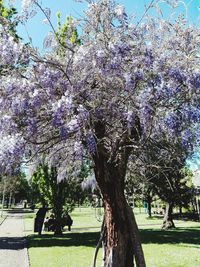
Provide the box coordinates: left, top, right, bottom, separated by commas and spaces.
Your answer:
162, 202, 175, 229
94, 155, 146, 267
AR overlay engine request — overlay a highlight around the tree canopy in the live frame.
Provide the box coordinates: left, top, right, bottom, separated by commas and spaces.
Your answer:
0, 0, 200, 266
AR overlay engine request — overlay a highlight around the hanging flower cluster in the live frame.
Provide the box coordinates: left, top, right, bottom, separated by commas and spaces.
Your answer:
0, 0, 199, 178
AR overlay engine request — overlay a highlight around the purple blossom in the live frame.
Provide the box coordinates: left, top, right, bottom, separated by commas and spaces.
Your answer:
60, 126, 68, 140
74, 141, 83, 160
86, 132, 96, 155
94, 108, 103, 119
67, 117, 80, 132
153, 74, 162, 86
0, 134, 24, 175
52, 114, 62, 127
145, 48, 154, 67
139, 104, 153, 133
81, 174, 97, 191
134, 71, 143, 81
109, 42, 130, 57
181, 106, 200, 123
168, 68, 185, 83
77, 105, 89, 122
189, 73, 200, 89
181, 129, 193, 151
95, 50, 106, 66
124, 73, 135, 91
164, 113, 181, 132
126, 111, 133, 129
26, 118, 37, 135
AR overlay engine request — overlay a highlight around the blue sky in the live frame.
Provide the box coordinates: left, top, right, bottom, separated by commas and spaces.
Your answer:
5, 0, 200, 50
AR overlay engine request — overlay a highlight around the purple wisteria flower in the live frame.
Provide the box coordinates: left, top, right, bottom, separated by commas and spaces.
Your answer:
85, 132, 96, 155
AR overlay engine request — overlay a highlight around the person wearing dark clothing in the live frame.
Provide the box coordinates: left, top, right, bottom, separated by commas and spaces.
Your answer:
61, 213, 73, 231
34, 206, 50, 235
44, 214, 56, 232
42, 212, 73, 232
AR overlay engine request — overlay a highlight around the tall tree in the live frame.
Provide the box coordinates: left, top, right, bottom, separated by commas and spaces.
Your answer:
130, 138, 193, 229
1, 1, 200, 266
126, 161, 156, 218
0, 172, 31, 207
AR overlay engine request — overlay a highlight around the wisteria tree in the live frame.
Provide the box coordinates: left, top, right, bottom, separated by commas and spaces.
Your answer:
1, 0, 200, 266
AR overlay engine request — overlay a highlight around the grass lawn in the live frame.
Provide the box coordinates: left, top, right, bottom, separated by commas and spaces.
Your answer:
24, 207, 200, 267
24, 208, 102, 267
141, 226, 200, 267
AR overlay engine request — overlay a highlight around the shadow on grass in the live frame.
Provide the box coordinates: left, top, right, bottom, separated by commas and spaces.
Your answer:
140, 226, 200, 245
27, 226, 200, 249
7, 208, 34, 214
173, 212, 199, 222
27, 231, 100, 248
145, 215, 163, 220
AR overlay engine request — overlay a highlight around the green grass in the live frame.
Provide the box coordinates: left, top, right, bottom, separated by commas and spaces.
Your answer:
25, 208, 102, 267
24, 207, 200, 267
141, 226, 200, 267
27, 232, 102, 267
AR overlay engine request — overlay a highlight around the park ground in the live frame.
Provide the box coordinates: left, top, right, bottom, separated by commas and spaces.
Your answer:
22, 207, 200, 267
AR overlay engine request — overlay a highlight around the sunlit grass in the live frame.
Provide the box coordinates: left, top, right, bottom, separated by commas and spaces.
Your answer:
24, 207, 200, 267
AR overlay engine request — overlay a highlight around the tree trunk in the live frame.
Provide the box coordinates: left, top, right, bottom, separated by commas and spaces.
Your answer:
196, 197, 200, 221
146, 196, 152, 218
179, 205, 182, 215
53, 181, 64, 236
94, 159, 146, 267
54, 215, 63, 235
12, 197, 15, 207
50, 168, 64, 236
8, 192, 12, 208
162, 202, 175, 229
1, 182, 6, 217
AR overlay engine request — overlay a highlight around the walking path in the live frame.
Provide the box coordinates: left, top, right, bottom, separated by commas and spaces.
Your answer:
0, 210, 29, 267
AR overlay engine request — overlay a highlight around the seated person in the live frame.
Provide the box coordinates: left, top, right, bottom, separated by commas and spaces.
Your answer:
44, 214, 56, 231
61, 213, 73, 231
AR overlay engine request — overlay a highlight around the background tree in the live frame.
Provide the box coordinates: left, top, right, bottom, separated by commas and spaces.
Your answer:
0, 172, 31, 208
126, 161, 156, 218
153, 165, 193, 229
14, 172, 31, 204
31, 164, 87, 235
131, 137, 194, 229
